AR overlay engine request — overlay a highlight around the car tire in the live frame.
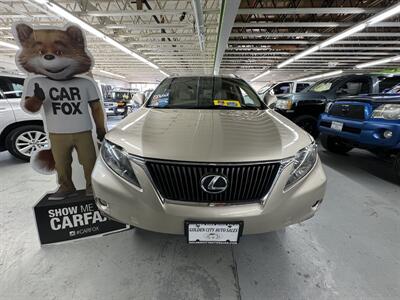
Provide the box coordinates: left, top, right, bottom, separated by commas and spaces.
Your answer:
320, 134, 353, 154
293, 115, 319, 138
5, 125, 47, 162
394, 153, 400, 182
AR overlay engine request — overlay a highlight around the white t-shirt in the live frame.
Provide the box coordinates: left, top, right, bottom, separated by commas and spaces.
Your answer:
25, 76, 100, 134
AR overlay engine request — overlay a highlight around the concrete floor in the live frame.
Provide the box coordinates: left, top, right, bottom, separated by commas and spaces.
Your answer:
1, 120, 399, 299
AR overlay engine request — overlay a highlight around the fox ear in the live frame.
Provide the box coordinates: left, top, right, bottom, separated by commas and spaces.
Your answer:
66, 25, 85, 46
15, 23, 33, 44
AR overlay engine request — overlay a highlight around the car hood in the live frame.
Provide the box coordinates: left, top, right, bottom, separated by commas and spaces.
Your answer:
336, 94, 400, 104
106, 108, 312, 162
278, 91, 327, 101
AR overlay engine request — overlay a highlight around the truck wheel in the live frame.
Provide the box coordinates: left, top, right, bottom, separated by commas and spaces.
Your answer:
293, 115, 319, 138
320, 134, 353, 154
394, 154, 400, 182
5, 125, 47, 161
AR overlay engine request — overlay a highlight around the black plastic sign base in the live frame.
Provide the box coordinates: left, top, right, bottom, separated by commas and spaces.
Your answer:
34, 190, 130, 245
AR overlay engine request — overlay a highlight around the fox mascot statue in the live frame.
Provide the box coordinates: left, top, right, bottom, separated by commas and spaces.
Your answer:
13, 23, 106, 200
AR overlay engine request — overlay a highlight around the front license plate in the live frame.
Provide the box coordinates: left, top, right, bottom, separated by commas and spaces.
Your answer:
331, 121, 343, 131
117, 108, 125, 112
185, 221, 243, 244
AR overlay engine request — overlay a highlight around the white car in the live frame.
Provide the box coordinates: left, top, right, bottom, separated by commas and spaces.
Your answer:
258, 81, 313, 107
0, 75, 47, 161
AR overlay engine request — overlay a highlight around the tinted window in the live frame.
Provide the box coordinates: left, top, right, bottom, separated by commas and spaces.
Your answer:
295, 83, 310, 93
272, 82, 291, 94
0, 76, 24, 98
378, 77, 400, 93
336, 78, 370, 96
147, 77, 264, 110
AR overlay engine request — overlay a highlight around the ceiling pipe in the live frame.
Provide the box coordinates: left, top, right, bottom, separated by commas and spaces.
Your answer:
191, 0, 206, 52
213, 0, 241, 75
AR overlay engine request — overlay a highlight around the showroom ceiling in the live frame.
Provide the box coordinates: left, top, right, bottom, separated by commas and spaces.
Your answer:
0, 0, 221, 82
0, 0, 399, 85
223, 0, 400, 85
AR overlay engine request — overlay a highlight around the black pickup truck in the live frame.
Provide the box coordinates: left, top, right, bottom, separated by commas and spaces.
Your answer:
274, 74, 400, 137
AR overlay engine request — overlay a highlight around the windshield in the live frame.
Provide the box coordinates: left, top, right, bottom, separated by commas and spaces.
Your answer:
309, 78, 338, 93
147, 77, 265, 110
109, 91, 134, 101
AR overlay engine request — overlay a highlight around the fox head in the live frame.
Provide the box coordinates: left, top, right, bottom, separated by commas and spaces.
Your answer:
13, 23, 92, 80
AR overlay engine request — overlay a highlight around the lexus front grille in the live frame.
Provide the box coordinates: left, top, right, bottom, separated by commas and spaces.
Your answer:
145, 160, 280, 204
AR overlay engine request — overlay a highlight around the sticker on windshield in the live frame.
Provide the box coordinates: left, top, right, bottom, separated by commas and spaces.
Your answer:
213, 100, 241, 108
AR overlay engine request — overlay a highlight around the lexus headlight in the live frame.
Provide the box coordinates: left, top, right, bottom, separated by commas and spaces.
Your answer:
371, 104, 400, 120
275, 99, 293, 110
101, 140, 141, 187
285, 143, 318, 190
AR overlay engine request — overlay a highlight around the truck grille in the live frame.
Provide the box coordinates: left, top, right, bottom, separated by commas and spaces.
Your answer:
145, 160, 281, 204
329, 103, 365, 120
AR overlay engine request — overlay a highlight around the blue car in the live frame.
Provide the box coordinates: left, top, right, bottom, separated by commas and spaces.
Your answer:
319, 94, 400, 181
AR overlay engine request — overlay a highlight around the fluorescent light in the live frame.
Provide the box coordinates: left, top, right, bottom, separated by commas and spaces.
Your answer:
159, 70, 169, 77
293, 46, 319, 60
368, 2, 400, 25
250, 70, 271, 82
277, 58, 294, 69
355, 55, 400, 69
98, 70, 126, 79
295, 70, 343, 82
275, 2, 400, 69
319, 23, 366, 48
0, 41, 19, 50
31, 0, 159, 70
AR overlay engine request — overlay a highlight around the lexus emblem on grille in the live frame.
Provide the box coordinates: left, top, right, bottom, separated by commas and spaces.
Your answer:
201, 175, 228, 194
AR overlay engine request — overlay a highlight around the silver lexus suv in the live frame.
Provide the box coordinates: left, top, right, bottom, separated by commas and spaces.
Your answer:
92, 76, 326, 243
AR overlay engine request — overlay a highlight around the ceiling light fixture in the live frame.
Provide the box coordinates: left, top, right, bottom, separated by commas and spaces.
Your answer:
277, 58, 294, 69
30, 0, 169, 77
274, 2, 400, 69
0, 40, 19, 50
250, 70, 271, 82
98, 70, 126, 79
295, 70, 343, 82
355, 55, 400, 69
159, 70, 169, 77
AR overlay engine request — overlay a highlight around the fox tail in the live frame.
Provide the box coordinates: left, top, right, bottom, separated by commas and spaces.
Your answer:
31, 149, 56, 175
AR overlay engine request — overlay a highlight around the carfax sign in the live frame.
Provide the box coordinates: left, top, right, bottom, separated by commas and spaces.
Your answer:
34, 191, 130, 244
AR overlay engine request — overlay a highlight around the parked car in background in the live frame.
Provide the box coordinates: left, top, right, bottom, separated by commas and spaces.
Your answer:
103, 88, 140, 117
92, 75, 327, 242
274, 74, 400, 137
319, 94, 400, 181
0, 75, 47, 161
258, 81, 313, 107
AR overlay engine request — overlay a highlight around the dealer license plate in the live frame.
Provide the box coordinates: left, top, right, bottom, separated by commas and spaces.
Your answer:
331, 121, 343, 131
185, 222, 243, 244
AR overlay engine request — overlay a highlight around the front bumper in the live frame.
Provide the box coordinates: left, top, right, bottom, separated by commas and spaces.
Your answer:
319, 113, 400, 150
92, 156, 327, 235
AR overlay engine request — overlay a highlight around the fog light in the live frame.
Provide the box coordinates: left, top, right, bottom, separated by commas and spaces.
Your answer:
383, 130, 393, 139
96, 198, 109, 210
